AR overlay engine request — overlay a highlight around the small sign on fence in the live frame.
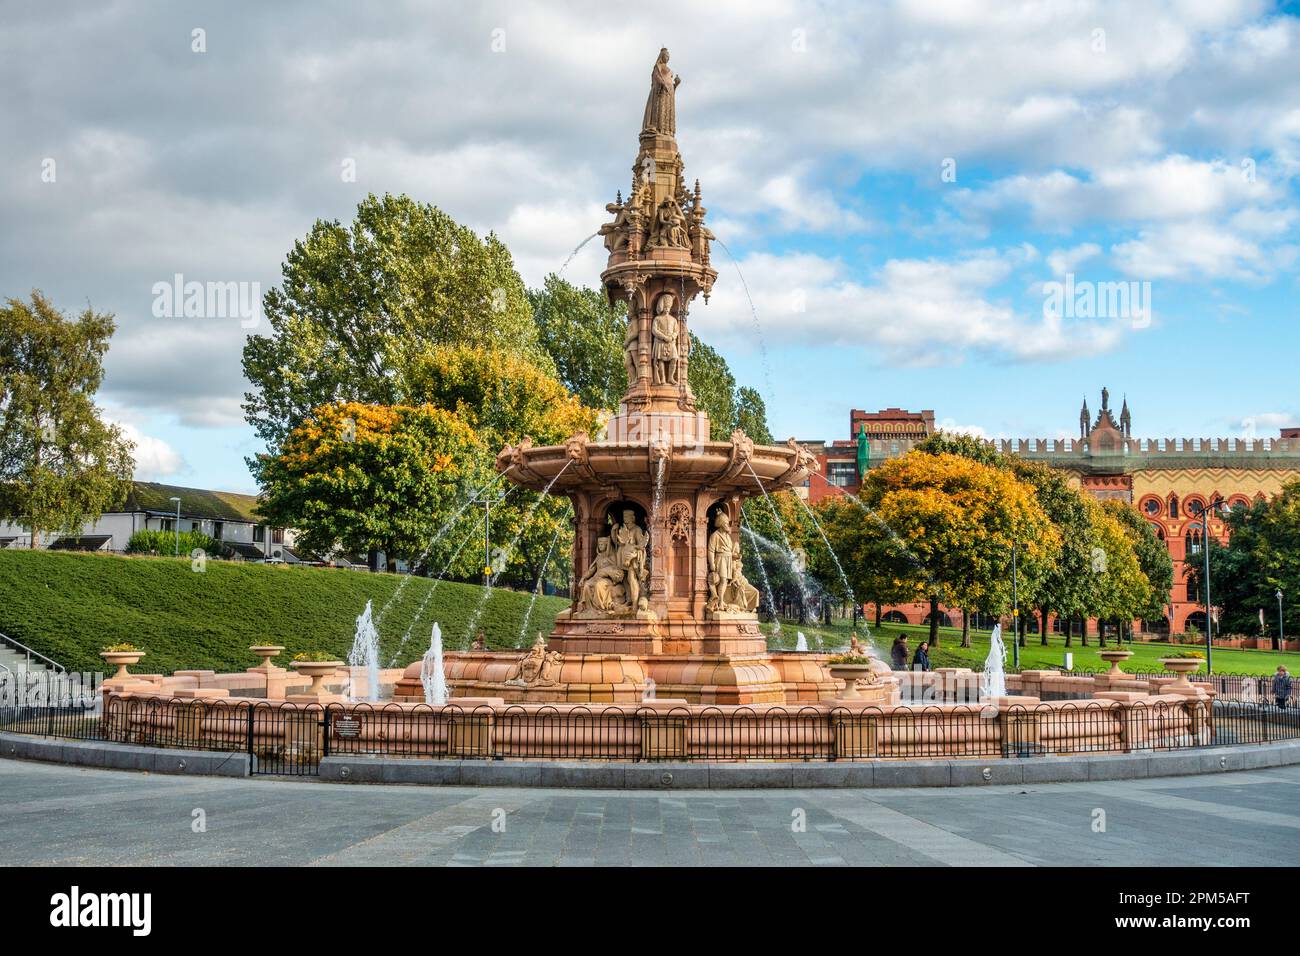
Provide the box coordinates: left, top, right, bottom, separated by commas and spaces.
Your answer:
333, 716, 362, 738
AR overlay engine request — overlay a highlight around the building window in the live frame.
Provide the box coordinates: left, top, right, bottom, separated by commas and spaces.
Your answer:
161, 518, 175, 532
1142, 498, 1160, 516
213, 522, 223, 540
1168, 496, 1179, 519
191, 521, 200, 532
827, 461, 857, 487
272, 528, 284, 544
254, 526, 265, 543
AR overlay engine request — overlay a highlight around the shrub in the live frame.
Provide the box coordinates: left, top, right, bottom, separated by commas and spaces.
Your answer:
125, 529, 219, 556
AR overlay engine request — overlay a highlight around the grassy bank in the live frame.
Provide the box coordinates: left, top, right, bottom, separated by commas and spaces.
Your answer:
0, 549, 567, 674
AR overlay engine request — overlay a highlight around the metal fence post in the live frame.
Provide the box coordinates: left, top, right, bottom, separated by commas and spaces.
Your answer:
322, 708, 332, 758
246, 703, 255, 765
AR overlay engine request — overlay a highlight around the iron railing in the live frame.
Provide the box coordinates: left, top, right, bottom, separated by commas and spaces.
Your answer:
2, 693, 1297, 776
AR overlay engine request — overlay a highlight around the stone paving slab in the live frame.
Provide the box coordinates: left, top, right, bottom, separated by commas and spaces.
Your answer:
2, 758, 1298, 867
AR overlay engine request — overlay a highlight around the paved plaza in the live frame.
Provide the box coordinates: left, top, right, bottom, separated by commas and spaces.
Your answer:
2, 759, 1297, 866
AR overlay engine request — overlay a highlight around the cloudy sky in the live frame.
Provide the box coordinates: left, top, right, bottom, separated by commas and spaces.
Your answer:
3, 0, 1299, 492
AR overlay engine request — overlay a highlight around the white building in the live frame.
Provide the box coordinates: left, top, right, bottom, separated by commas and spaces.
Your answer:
0, 481, 306, 562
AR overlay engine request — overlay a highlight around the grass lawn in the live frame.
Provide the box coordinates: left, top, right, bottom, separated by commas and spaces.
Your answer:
0, 549, 568, 674
6, 549, 1296, 679
762, 616, 1300, 675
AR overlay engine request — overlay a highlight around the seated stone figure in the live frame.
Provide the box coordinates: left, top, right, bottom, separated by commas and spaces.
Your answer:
575, 537, 629, 614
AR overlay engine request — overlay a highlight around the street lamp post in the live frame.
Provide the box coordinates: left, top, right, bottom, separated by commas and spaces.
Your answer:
472, 489, 509, 587
1278, 589, 1286, 651
1200, 496, 1227, 675
169, 496, 181, 556
1011, 540, 1020, 669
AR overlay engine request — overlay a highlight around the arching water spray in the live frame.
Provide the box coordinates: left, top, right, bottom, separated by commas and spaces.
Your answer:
740, 522, 782, 636
518, 522, 565, 646
462, 459, 574, 644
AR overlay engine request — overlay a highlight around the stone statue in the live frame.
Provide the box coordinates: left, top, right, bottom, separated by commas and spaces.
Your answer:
651, 293, 680, 386
576, 536, 627, 614
612, 509, 649, 610
642, 47, 680, 136
650, 198, 689, 248
707, 511, 760, 614
506, 633, 563, 686
600, 195, 629, 254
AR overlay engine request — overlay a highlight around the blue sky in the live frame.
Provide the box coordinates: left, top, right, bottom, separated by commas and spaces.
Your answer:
3, 0, 1298, 492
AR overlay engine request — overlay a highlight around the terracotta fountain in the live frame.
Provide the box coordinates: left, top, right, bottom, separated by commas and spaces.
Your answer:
397, 49, 895, 706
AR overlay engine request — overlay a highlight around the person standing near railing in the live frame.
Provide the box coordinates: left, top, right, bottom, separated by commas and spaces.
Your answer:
1273, 666, 1292, 710
891, 635, 909, 670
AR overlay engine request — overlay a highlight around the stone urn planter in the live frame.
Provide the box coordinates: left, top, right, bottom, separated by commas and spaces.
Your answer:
290, 660, 344, 697
1098, 649, 1134, 678
99, 650, 145, 681
249, 645, 286, 672
827, 663, 875, 700
1158, 657, 1203, 689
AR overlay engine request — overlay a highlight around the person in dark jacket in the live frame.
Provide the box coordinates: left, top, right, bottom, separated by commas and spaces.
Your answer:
912, 641, 931, 672
890, 636, 909, 670
1273, 666, 1293, 709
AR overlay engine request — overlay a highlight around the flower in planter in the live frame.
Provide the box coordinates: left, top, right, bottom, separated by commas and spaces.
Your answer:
102, 643, 140, 653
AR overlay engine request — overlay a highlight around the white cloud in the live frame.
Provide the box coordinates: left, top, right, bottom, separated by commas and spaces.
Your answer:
1047, 243, 1102, 275
1110, 221, 1267, 281
107, 419, 185, 480
694, 247, 1125, 364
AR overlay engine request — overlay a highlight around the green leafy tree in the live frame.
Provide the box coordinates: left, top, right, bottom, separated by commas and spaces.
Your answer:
687, 334, 737, 440
0, 291, 134, 546
242, 193, 550, 451
1102, 499, 1174, 636
528, 274, 627, 412
1185, 488, 1300, 638
851, 452, 1057, 647
1083, 499, 1150, 646
252, 401, 484, 563
734, 386, 774, 444
401, 344, 599, 588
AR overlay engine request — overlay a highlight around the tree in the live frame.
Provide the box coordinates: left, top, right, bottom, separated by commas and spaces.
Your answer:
528, 274, 627, 412
400, 343, 600, 587
1185, 487, 1300, 639
1102, 499, 1174, 636
1083, 499, 1150, 646
0, 291, 134, 546
252, 402, 483, 564
1007, 460, 1097, 648
816, 494, 920, 625
853, 453, 1057, 647
734, 386, 774, 444
687, 334, 737, 441
242, 193, 550, 451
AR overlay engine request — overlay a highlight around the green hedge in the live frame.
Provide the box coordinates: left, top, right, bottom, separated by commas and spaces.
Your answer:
0, 549, 567, 674
125, 529, 219, 556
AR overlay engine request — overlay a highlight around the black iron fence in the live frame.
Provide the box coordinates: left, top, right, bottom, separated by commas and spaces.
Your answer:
2, 693, 1297, 776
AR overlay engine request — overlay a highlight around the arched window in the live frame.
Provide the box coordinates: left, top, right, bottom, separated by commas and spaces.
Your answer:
1168, 495, 1179, 519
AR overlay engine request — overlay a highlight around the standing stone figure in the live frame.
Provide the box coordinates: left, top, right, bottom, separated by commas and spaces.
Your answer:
651, 293, 680, 386
611, 510, 649, 611
707, 511, 760, 613
642, 47, 680, 136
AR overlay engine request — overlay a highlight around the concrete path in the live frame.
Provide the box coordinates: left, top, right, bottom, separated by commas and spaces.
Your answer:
2, 759, 1296, 866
